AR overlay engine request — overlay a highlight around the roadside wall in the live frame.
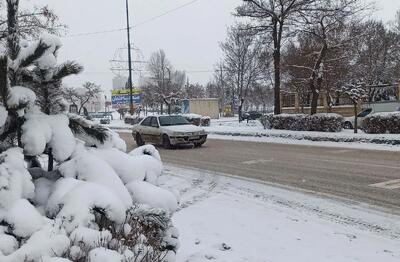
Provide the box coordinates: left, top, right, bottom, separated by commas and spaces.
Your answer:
189, 98, 220, 119
282, 105, 359, 117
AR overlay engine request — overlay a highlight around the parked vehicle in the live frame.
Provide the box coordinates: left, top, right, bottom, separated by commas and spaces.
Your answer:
100, 115, 111, 124
343, 101, 400, 129
242, 111, 263, 121
89, 112, 113, 122
343, 108, 372, 129
132, 115, 207, 149
124, 115, 143, 125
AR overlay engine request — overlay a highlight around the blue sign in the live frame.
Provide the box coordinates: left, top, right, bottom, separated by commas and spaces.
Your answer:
111, 94, 141, 109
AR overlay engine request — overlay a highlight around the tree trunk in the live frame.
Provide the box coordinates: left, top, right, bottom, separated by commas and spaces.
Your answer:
354, 102, 358, 134
238, 104, 242, 123
273, 48, 281, 115
48, 147, 54, 171
272, 19, 283, 115
310, 89, 319, 115
310, 44, 328, 115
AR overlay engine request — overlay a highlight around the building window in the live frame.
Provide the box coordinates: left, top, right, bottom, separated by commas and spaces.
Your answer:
282, 93, 296, 107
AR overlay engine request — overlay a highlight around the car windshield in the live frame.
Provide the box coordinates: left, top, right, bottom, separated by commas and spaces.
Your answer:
358, 108, 372, 117
159, 116, 190, 126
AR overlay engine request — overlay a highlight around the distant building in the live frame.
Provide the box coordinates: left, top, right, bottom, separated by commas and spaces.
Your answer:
112, 76, 128, 90
281, 84, 400, 116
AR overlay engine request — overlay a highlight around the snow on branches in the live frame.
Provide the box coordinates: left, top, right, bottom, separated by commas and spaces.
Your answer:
340, 83, 368, 103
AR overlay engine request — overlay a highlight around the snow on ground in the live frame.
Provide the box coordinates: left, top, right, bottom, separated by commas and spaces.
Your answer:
159, 165, 400, 262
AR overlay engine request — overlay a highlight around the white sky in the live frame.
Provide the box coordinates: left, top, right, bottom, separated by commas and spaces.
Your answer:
29, 0, 400, 91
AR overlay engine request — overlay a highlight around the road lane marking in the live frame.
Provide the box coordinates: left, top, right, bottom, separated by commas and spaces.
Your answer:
331, 149, 355, 154
369, 179, 400, 190
242, 159, 274, 165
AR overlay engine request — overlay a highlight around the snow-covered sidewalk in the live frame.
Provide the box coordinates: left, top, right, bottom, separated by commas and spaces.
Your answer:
159, 165, 400, 262
204, 118, 400, 151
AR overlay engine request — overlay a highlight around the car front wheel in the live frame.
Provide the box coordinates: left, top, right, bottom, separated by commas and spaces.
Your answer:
194, 142, 204, 148
343, 121, 353, 129
162, 134, 172, 149
136, 133, 145, 147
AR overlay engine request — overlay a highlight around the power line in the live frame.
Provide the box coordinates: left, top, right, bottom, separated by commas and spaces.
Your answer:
64, 0, 200, 38
64, 28, 126, 38
84, 69, 223, 74
131, 0, 199, 28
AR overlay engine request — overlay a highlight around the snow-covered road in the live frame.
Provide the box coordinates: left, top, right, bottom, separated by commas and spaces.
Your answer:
159, 165, 400, 262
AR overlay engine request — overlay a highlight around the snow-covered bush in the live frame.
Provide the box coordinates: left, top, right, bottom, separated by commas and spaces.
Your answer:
363, 112, 400, 134
260, 113, 344, 132
0, 2, 180, 260
182, 114, 211, 126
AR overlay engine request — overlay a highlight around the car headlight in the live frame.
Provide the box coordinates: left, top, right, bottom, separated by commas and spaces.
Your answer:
173, 132, 185, 136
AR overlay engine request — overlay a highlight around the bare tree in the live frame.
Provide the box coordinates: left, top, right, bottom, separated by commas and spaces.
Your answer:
63, 82, 102, 115
236, 0, 318, 115
146, 49, 186, 114
184, 80, 205, 99
294, 0, 367, 114
0, 1, 65, 42
209, 63, 230, 115
220, 25, 262, 121
348, 20, 400, 102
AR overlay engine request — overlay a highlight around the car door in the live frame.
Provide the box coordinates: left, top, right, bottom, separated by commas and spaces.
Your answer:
357, 108, 373, 127
138, 117, 152, 141
148, 117, 162, 144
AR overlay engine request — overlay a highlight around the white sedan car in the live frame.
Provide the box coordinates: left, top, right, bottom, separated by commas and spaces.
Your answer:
132, 115, 207, 148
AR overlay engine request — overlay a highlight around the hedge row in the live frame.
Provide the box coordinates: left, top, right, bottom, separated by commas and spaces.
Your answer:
182, 114, 211, 126
260, 113, 344, 132
362, 112, 400, 134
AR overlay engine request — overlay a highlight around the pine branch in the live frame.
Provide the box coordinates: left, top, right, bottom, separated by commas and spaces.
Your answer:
53, 61, 83, 80
19, 67, 34, 84
18, 40, 50, 68
68, 113, 109, 144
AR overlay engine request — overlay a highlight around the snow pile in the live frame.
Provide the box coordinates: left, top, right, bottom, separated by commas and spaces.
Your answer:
126, 181, 178, 212
7, 86, 36, 116
129, 144, 161, 161
0, 148, 34, 209
35, 33, 62, 70
59, 145, 132, 208
22, 110, 76, 161
182, 113, 211, 126
0, 142, 179, 261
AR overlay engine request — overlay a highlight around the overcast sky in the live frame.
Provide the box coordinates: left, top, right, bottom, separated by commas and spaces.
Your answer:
30, 0, 400, 92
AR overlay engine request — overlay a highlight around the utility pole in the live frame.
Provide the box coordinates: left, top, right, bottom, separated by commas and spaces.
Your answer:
125, 0, 134, 114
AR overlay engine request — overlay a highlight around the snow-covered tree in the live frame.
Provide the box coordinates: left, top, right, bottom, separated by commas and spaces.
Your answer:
340, 83, 367, 133
0, 2, 180, 261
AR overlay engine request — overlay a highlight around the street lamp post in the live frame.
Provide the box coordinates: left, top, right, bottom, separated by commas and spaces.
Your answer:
125, 0, 134, 115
